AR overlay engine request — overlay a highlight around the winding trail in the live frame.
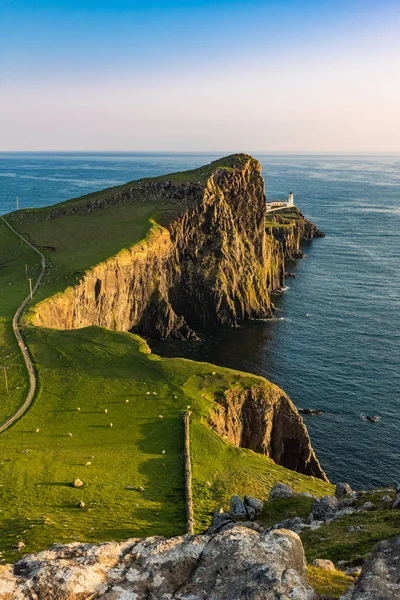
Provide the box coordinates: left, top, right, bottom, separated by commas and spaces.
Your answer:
0, 217, 46, 433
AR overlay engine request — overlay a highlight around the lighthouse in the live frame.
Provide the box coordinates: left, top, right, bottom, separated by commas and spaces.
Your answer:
288, 192, 294, 207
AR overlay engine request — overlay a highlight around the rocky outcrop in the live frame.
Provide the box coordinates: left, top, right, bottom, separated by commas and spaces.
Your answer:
209, 383, 328, 480
341, 536, 400, 599
266, 207, 325, 260
0, 526, 317, 599
31, 155, 322, 340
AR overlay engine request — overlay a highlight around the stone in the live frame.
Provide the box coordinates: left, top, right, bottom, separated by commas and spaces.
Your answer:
244, 495, 264, 516
392, 495, 400, 509
356, 502, 374, 512
272, 516, 306, 534
331, 507, 356, 521
269, 483, 296, 500
382, 495, 392, 503
341, 536, 400, 599
0, 525, 315, 599
343, 566, 362, 577
72, 478, 83, 488
347, 525, 362, 532
312, 558, 336, 571
245, 506, 256, 521
310, 495, 339, 521
207, 510, 233, 533
229, 495, 247, 519
335, 482, 354, 498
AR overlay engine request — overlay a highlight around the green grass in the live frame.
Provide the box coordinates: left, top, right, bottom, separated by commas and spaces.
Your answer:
0, 323, 332, 562
302, 491, 400, 565
307, 566, 354, 599
265, 221, 292, 229
7, 202, 178, 309
0, 220, 42, 422
191, 423, 332, 532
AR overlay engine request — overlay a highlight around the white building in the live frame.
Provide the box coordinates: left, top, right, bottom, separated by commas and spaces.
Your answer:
266, 192, 295, 212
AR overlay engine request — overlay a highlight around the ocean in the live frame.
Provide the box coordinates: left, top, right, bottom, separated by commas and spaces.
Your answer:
1, 152, 399, 488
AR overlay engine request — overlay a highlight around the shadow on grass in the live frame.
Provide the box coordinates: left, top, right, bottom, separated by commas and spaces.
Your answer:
37, 481, 72, 487
132, 416, 187, 536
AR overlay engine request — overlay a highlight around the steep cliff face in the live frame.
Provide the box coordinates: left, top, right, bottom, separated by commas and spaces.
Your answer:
209, 383, 327, 480
266, 208, 325, 260
33, 156, 275, 338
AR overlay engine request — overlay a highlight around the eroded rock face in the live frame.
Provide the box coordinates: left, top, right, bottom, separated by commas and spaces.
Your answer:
209, 385, 328, 480
341, 536, 400, 599
266, 209, 325, 260
0, 526, 316, 599
32, 156, 276, 338
31, 156, 322, 340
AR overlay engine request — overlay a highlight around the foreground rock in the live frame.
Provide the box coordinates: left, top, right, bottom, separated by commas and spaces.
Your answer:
341, 536, 400, 599
0, 525, 316, 599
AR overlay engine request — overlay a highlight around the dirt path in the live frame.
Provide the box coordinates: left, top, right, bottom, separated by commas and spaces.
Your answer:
0, 217, 46, 432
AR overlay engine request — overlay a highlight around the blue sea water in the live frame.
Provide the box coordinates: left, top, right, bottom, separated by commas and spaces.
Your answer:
1, 152, 399, 488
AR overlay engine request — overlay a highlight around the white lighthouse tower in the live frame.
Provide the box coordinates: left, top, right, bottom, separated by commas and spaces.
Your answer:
288, 192, 294, 207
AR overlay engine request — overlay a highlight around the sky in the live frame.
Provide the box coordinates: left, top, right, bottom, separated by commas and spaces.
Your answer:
1, 0, 400, 152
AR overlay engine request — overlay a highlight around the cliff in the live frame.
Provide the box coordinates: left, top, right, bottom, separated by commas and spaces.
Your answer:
266, 207, 325, 260
30, 155, 292, 339
209, 382, 326, 478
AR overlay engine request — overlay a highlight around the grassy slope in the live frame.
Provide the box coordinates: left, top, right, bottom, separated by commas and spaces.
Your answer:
0, 325, 332, 562
8, 201, 177, 308
0, 221, 41, 422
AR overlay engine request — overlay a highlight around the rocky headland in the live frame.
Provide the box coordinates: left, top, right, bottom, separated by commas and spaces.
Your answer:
30, 155, 323, 340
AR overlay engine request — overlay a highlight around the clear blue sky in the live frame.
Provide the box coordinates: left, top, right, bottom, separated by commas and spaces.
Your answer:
1, 0, 399, 151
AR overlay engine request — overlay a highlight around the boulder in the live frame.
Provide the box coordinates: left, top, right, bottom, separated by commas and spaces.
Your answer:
272, 517, 306, 534
331, 507, 356, 521
229, 495, 247, 519
356, 502, 374, 512
310, 495, 339, 521
312, 558, 336, 571
335, 483, 354, 498
244, 495, 264, 516
0, 525, 315, 599
341, 536, 400, 599
269, 483, 296, 500
207, 509, 232, 534
245, 506, 256, 521
392, 495, 400, 510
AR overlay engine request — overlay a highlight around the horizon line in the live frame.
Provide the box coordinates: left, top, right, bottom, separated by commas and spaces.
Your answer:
1, 150, 400, 155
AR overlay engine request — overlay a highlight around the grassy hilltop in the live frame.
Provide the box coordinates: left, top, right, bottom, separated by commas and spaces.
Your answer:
0, 157, 334, 563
